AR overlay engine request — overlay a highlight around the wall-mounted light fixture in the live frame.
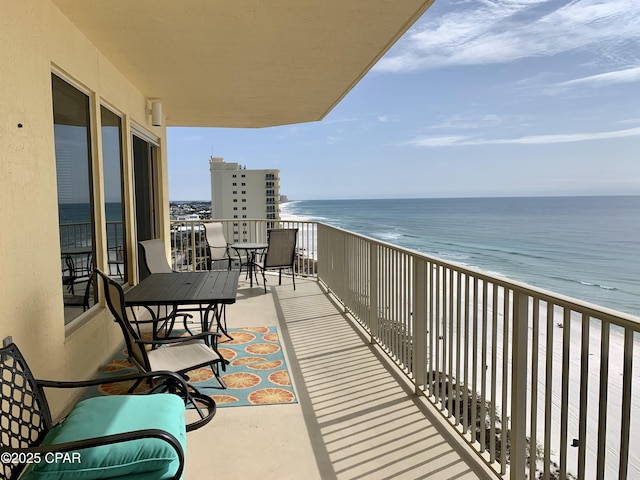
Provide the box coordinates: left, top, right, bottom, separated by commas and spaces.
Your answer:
146, 101, 163, 127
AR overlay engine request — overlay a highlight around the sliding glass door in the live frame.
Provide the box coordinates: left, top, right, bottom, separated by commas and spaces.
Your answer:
132, 134, 158, 280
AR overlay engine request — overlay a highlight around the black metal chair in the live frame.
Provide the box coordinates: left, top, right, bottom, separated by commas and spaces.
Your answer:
62, 270, 94, 311
62, 250, 94, 311
108, 244, 125, 280
62, 250, 92, 294
254, 228, 298, 294
95, 268, 229, 390
0, 342, 198, 480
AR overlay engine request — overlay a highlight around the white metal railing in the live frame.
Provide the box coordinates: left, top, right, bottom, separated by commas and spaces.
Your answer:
317, 223, 640, 480
59, 221, 124, 252
169, 219, 317, 276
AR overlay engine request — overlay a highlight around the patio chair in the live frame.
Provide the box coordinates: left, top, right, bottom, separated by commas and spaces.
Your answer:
62, 249, 93, 295
139, 238, 174, 274
108, 244, 125, 279
202, 222, 232, 270
95, 268, 229, 390
255, 228, 298, 294
0, 342, 205, 480
138, 238, 195, 334
63, 270, 93, 311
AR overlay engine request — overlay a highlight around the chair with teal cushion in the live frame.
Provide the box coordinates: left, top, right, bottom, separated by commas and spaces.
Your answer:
0, 342, 207, 480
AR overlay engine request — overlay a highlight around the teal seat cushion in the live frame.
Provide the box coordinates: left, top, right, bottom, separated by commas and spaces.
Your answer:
22, 394, 186, 479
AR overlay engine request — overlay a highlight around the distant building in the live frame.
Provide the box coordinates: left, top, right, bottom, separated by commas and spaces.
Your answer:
209, 157, 280, 224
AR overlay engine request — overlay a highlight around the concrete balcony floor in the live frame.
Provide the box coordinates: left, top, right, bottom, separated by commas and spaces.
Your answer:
185, 275, 494, 480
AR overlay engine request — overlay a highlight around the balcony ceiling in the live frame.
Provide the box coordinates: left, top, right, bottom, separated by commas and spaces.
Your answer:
52, 0, 434, 128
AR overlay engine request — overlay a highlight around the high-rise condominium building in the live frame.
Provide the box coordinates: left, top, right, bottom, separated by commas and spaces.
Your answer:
209, 157, 280, 223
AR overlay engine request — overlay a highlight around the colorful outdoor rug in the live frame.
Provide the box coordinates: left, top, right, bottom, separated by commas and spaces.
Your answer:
83, 327, 297, 407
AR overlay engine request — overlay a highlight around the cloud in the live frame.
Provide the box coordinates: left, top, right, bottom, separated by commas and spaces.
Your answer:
377, 114, 400, 123
408, 126, 640, 147
409, 135, 470, 147
555, 66, 640, 88
428, 114, 510, 130
323, 116, 361, 124
376, 0, 640, 72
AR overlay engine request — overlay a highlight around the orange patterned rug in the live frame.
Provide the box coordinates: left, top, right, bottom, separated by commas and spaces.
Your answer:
83, 327, 297, 407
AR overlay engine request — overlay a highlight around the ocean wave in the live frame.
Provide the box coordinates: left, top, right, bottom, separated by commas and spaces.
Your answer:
279, 212, 314, 222
436, 251, 470, 261
280, 205, 329, 223
375, 231, 402, 241
549, 275, 619, 292
580, 281, 617, 291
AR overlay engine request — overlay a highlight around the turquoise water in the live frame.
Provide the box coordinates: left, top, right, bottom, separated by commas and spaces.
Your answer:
281, 196, 640, 317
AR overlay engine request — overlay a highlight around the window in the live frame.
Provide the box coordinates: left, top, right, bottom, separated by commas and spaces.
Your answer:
233, 190, 237, 194
53, 73, 96, 323
101, 106, 127, 284
232, 182, 237, 186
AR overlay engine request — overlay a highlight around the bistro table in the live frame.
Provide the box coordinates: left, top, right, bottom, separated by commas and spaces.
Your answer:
124, 270, 240, 340
230, 242, 268, 288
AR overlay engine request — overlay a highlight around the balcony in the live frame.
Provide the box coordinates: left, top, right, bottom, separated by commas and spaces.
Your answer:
170, 219, 640, 480
184, 275, 491, 479
59, 218, 640, 478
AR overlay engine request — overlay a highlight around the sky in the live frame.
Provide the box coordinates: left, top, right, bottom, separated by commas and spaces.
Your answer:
167, 0, 640, 201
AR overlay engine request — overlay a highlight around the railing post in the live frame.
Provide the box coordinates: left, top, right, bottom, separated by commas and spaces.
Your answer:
370, 242, 378, 343
189, 221, 197, 271
413, 257, 427, 395
511, 290, 529, 480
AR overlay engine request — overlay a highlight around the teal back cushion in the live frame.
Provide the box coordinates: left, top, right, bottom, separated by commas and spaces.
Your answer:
22, 394, 186, 479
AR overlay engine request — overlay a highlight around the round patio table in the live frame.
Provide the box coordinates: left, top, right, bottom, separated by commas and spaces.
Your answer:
230, 242, 268, 287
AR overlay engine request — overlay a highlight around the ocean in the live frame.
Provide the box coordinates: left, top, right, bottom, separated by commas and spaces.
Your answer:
281, 195, 640, 318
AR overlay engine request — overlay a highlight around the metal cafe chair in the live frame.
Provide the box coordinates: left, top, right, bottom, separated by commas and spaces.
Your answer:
95, 267, 228, 395
254, 228, 298, 294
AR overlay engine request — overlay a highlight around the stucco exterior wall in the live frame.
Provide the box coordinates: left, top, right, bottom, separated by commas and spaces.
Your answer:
0, 1, 168, 417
